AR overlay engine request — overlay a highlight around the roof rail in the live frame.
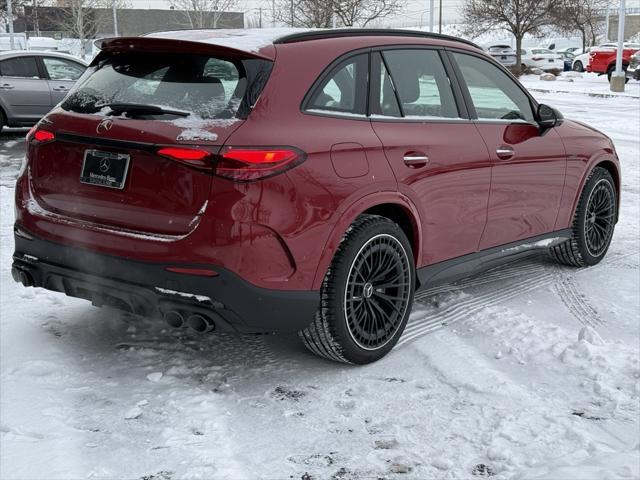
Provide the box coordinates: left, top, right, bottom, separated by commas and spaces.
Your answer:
274, 29, 481, 50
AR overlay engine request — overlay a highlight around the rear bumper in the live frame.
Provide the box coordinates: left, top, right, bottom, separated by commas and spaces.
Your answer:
12, 227, 319, 333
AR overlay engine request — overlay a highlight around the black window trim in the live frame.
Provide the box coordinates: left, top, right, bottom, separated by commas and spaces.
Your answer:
301, 47, 372, 120
443, 47, 540, 125
302, 44, 474, 124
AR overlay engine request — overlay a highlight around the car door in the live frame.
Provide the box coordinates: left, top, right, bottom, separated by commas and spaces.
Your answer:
41, 56, 86, 104
369, 48, 492, 265
449, 51, 566, 250
0, 55, 52, 123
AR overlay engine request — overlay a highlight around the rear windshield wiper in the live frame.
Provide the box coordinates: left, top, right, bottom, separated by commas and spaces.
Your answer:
103, 103, 190, 118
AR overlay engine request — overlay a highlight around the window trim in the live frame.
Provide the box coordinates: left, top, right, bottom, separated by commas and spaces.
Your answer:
368, 45, 470, 122
443, 47, 540, 124
301, 48, 371, 118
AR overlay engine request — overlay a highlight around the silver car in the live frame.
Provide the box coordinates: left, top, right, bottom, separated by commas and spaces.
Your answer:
0, 50, 87, 131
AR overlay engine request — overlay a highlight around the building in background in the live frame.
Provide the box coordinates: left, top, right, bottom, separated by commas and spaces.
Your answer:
12, 7, 244, 39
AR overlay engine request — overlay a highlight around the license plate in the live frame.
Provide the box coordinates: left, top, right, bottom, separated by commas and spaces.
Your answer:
548, 59, 555, 63
501, 56, 507, 60
80, 150, 130, 189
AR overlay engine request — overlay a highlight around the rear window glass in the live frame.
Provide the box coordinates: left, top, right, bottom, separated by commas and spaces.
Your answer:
62, 53, 251, 119
0, 56, 40, 78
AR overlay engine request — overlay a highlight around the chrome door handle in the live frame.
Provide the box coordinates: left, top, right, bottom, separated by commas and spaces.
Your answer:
0, 83, 14, 89
403, 152, 429, 167
496, 146, 515, 160
52, 86, 69, 91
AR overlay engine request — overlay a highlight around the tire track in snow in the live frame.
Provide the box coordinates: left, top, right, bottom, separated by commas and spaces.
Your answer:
403, 250, 637, 347
400, 271, 553, 347
553, 275, 603, 328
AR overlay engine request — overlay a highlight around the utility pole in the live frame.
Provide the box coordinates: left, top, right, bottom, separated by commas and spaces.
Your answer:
438, 0, 442, 34
610, 0, 626, 92
7, 0, 15, 50
272, 0, 276, 27
258, 7, 262, 28
429, 0, 434, 32
605, 5, 611, 41
112, 0, 118, 36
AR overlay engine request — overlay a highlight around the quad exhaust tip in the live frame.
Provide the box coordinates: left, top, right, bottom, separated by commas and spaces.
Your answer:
12, 268, 34, 287
164, 310, 184, 329
187, 314, 215, 334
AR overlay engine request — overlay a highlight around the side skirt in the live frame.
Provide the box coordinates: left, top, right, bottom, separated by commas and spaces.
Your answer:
416, 229, 571, 292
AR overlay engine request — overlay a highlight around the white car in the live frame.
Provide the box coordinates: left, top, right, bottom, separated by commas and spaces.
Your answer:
520, 48, 563, 71
486, 45, 517, 67
572, 42, 640, 72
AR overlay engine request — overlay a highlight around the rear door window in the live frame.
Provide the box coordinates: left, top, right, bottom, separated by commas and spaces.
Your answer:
0, 56, 40, 78
379, 49, 459, 119
62, 53, 254, 119
306, 54, 368, 116
42, 57, 85, 81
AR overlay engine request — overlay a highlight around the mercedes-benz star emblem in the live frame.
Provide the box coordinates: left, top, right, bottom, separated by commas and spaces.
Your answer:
96, 119, 113, 134
99, 158, 111, 173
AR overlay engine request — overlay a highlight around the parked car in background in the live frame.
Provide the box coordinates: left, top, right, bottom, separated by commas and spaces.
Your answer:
486, 45, 517, 67
0, 51, 87, 131
520, 48, 563, 71
12, 29, 620, 364
557, 51, 575, 71
627, 50, 640, 81
573, 43, 640, 72
588, 43, 640, 81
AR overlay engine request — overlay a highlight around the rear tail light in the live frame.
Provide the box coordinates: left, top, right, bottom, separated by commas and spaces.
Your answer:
215, 147, 306, 182
532, 56, 544, 61
157, 147, 212, 170
28, 128, 55, 144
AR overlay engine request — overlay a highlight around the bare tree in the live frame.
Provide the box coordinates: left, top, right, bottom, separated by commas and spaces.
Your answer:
168, 0, 239, 28
462, 0, 563, 71
274, 0, 333, 28
56, 0, 127, 57
552, 0, 608, 51
333, 0, 405, 27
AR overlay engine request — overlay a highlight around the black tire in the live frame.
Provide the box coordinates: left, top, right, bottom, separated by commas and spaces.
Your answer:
607, 65, 629, 83
299, 215, 415, 364
0, 109, 5, 134
550, 167, 617, 267
573, 60, 583, 72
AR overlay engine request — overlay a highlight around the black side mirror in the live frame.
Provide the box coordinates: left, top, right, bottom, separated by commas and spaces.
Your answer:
537, 104, 562, 129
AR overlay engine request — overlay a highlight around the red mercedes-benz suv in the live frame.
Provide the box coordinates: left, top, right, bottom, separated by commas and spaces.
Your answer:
12, 29, 620, 364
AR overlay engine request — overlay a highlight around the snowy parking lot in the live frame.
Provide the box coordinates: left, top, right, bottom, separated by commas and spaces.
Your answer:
1, 73, 639, 479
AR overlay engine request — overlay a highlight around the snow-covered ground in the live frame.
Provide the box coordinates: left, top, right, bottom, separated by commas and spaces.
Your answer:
1, 72, 639, 480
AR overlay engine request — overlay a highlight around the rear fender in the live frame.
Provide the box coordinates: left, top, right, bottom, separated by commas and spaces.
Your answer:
312, 192, 422, 290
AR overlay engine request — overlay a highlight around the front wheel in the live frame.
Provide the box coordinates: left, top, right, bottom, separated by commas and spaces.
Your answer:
573, 61, 584, 72
550, 167, 617, 267
607, 65, 629, 83
299, 215, 415, 364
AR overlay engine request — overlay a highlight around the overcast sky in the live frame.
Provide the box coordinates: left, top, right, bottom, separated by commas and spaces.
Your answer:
129, 0, 467, 27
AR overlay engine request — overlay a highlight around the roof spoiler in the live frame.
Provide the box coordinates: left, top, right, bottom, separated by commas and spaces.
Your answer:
94, 37, 273, 61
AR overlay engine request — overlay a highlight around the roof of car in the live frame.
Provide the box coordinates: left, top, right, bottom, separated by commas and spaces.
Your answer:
0, 50, 88, 65
140, 27, 481, 58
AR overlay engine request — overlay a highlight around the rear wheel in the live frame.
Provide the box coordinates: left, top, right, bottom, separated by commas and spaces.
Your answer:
550, 167, 617, 267
299, 215, 415, 364
573, 60, 584, 72
607, 65, 629, 83
0, 109, 5, 133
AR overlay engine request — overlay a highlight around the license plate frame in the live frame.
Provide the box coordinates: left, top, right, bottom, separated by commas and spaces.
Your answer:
80, 150, 130, 190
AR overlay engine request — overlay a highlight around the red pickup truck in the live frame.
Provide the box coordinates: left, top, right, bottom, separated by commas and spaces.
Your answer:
587, 44, 640, 81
